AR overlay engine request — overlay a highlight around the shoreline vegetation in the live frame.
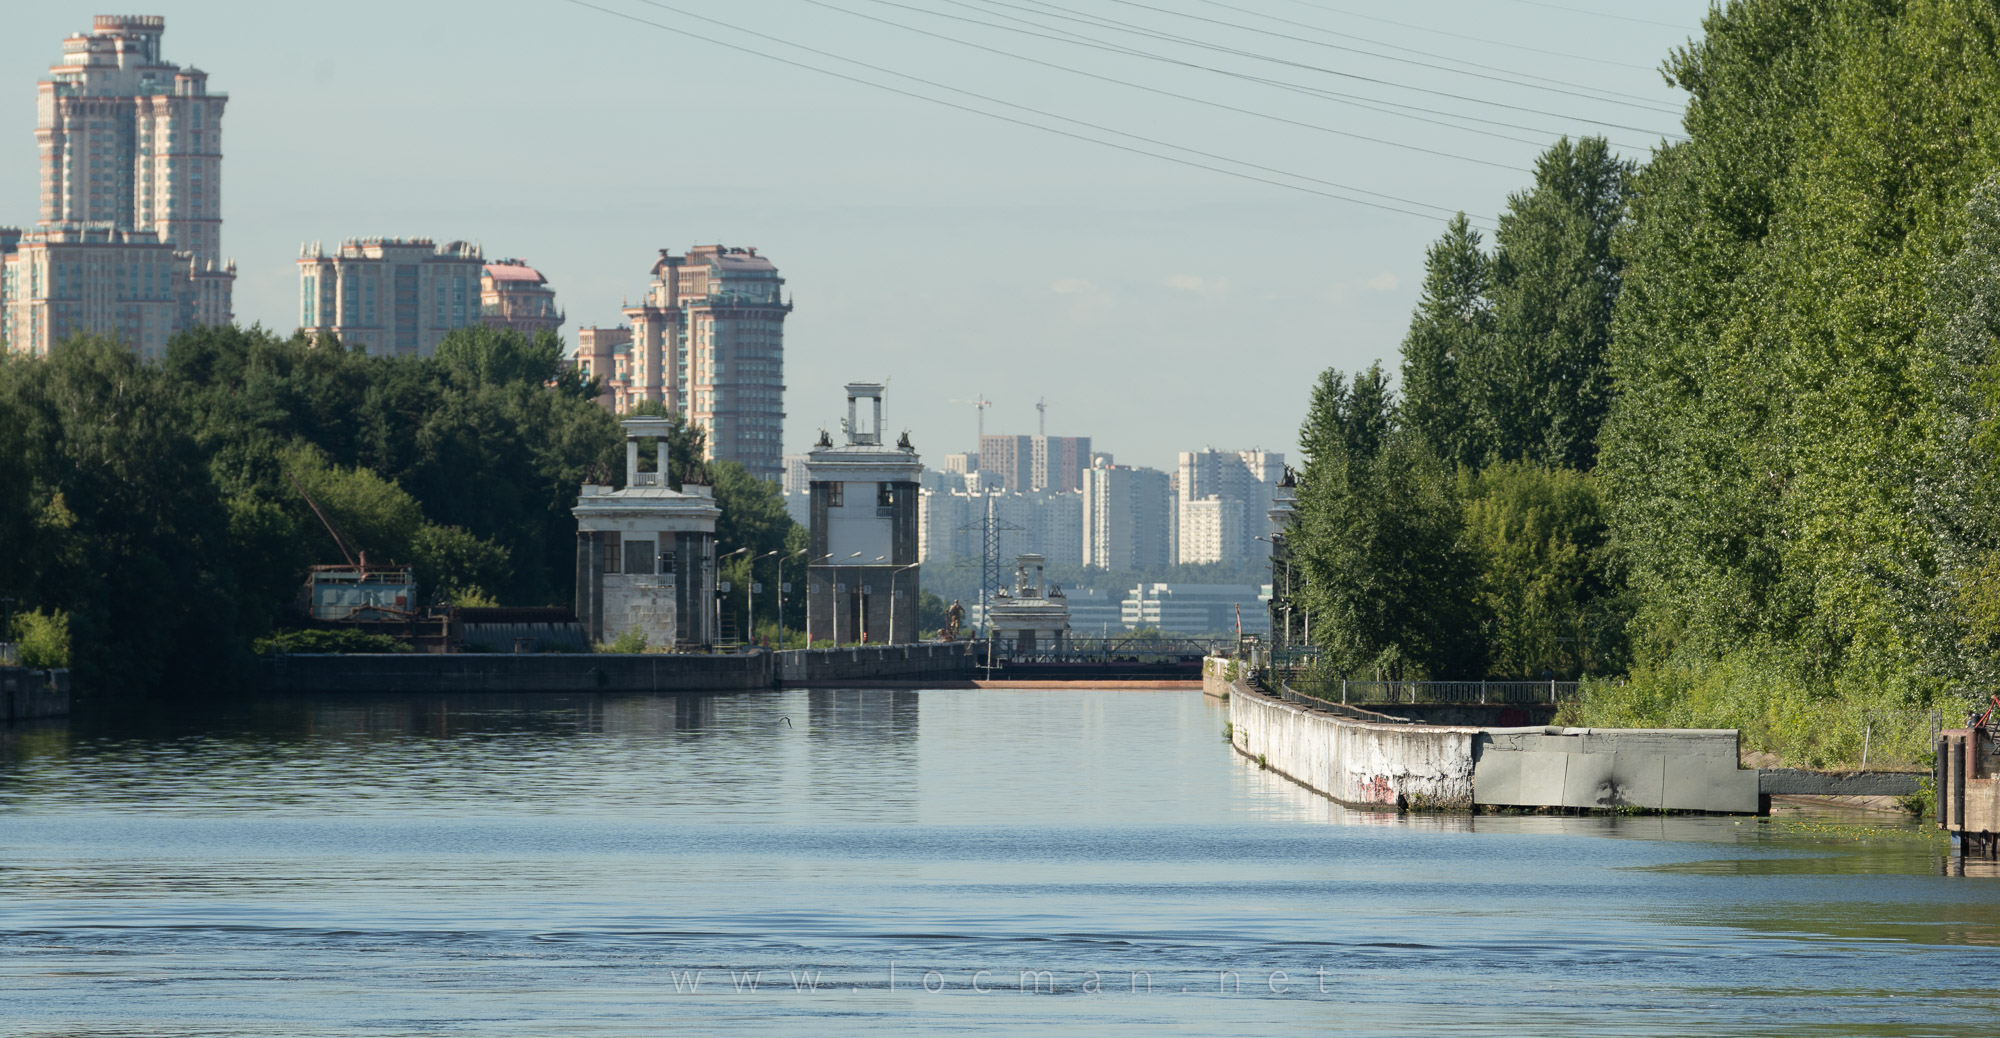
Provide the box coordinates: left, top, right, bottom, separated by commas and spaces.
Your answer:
1284, 1, 2000, 771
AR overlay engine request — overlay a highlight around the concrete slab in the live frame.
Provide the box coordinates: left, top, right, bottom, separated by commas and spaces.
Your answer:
1561, 752, 1618, 808
1472, 750, 1524, 805
1516, 750, 1568, 805
1609, 753, 1668, 810
1663, 753, 1759, 813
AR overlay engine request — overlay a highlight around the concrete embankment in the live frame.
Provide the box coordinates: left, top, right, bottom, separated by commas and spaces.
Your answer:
1221, 661, 1761, 813
258, 644, 980, 694
1229, 674, 1478, 809
777, 643, 979, 687
1, 667, 69, 721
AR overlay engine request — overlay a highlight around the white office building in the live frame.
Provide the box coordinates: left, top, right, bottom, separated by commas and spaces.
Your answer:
1176, 449, 1284, 565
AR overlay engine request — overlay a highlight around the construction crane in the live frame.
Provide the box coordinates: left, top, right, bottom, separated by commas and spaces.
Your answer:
950, 394, 992, 446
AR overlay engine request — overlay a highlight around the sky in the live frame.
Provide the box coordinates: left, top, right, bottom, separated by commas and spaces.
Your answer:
0, 1, 1711, 471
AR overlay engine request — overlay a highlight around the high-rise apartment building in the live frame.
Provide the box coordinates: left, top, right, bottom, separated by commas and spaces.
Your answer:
919, 485, 1083, 570
2, 15, 235, 358
1082, 460, 1172, 571
296, 238, 485, 356
1176, 449, 1285, 564
617, 246, 790, 483
978, 434, 1032, 491
479, 259, 563, 339
978, 433, 1088, 492
1032, 435, 1091, 493
574, 326, 631, 409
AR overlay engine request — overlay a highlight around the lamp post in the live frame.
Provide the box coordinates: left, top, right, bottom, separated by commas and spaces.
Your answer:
859, 555, 886, 644
719, 546, 749, 649
749, 549, 778, 647
1254, 535, 1291, 653
781, 548, 808, 649
834, 551, 863, 645
885, 561, 922, 645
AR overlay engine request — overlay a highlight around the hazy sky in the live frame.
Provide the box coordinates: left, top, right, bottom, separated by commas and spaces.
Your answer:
0, 1, 1710, 471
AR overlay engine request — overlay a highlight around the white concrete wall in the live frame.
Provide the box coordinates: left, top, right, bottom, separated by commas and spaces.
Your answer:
1227, 675, 1476, 809
1220, 666, 1761, 814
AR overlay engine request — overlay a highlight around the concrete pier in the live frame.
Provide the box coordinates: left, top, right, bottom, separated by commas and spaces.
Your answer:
1938, 727, 2000, 857
257, 644, 981, 694
1221, 661, 1760, 814
1, 667, 70, 721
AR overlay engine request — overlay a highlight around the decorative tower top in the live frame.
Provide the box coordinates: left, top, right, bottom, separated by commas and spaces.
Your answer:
844, 382, 885, 447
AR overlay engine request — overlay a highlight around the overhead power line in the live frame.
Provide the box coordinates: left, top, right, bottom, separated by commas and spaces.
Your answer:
1498, 0, 1694, 30
1275, 0, 1654, 72
623, 0, 1494, 213
1184, 0, 1672, 108
930, 0, 1657, 150
1104, 0, 1684, 113
560, 0, 1492, 226
928, 0, 1687, 140
811, 0, 1530, 170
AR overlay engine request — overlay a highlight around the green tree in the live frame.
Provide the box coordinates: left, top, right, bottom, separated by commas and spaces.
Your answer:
1292, 366, 1483, 678
0, 336, 239, 692
1459, 462, 1627, 677
1398, 213, 1494, 470
1484, 136, 1631, 471
1588, 0, 2000, 760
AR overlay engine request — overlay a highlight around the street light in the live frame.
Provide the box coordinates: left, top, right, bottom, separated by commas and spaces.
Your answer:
885, 561, 922, 645
780, 548, 808, 649
833, 551, 863, 645
719, 546, 749, 649
749, 549, 778, 647
1254, 535, 1291, 653
858, 555, 886, 644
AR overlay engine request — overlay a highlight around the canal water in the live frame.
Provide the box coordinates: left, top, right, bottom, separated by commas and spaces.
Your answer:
1, 688, 1996, 1035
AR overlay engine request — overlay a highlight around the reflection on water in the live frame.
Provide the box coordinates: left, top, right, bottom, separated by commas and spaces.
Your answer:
3, 688, 1999, 1036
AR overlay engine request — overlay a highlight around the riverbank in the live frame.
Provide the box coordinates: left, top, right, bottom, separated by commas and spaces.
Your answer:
256, 643, 982, 694
1, 667, 69, 722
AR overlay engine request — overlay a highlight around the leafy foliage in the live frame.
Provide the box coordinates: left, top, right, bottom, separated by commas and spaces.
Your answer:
0, 325, 634, 693
1596, 0, 2000, 737
10, 608, 71, 669
252, 627, 410, 655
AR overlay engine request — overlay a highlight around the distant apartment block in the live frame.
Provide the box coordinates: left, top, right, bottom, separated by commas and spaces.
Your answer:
1081, 460, 1172, 571
1122, 583, 1272, 636
480, 258, 563, 339
297, 237, 484, 356
1176, 449, 1284, 565
942, 451, 977, 476
574, 326, 631, 409
919, 484, 1083, 570
978, 434, 1031, 491
600, 246, 790, 483
1033, 435, 1091, 493
978, 434, 1090, 492
3, 15, 235, 358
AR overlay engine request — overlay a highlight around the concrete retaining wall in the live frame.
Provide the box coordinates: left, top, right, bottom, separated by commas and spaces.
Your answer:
1228, 680, 1762, 814
259, 653, 773, 694
1202, 656, 1235, 699
1230, 680, 1477, 809
1760, 768, 1920, 796
1, 667, 70, 721
1473, 727, 1758, 812
258, 644, 982, 694
777, 643, 979, 685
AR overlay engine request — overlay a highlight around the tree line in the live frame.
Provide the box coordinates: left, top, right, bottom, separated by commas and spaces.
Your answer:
1288, 0, 2000, 765
0, 325, 801, 694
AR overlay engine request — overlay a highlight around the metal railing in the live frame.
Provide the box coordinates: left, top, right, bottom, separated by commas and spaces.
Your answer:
1278, 672, 1578, 706
987, 635, 1221, 664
